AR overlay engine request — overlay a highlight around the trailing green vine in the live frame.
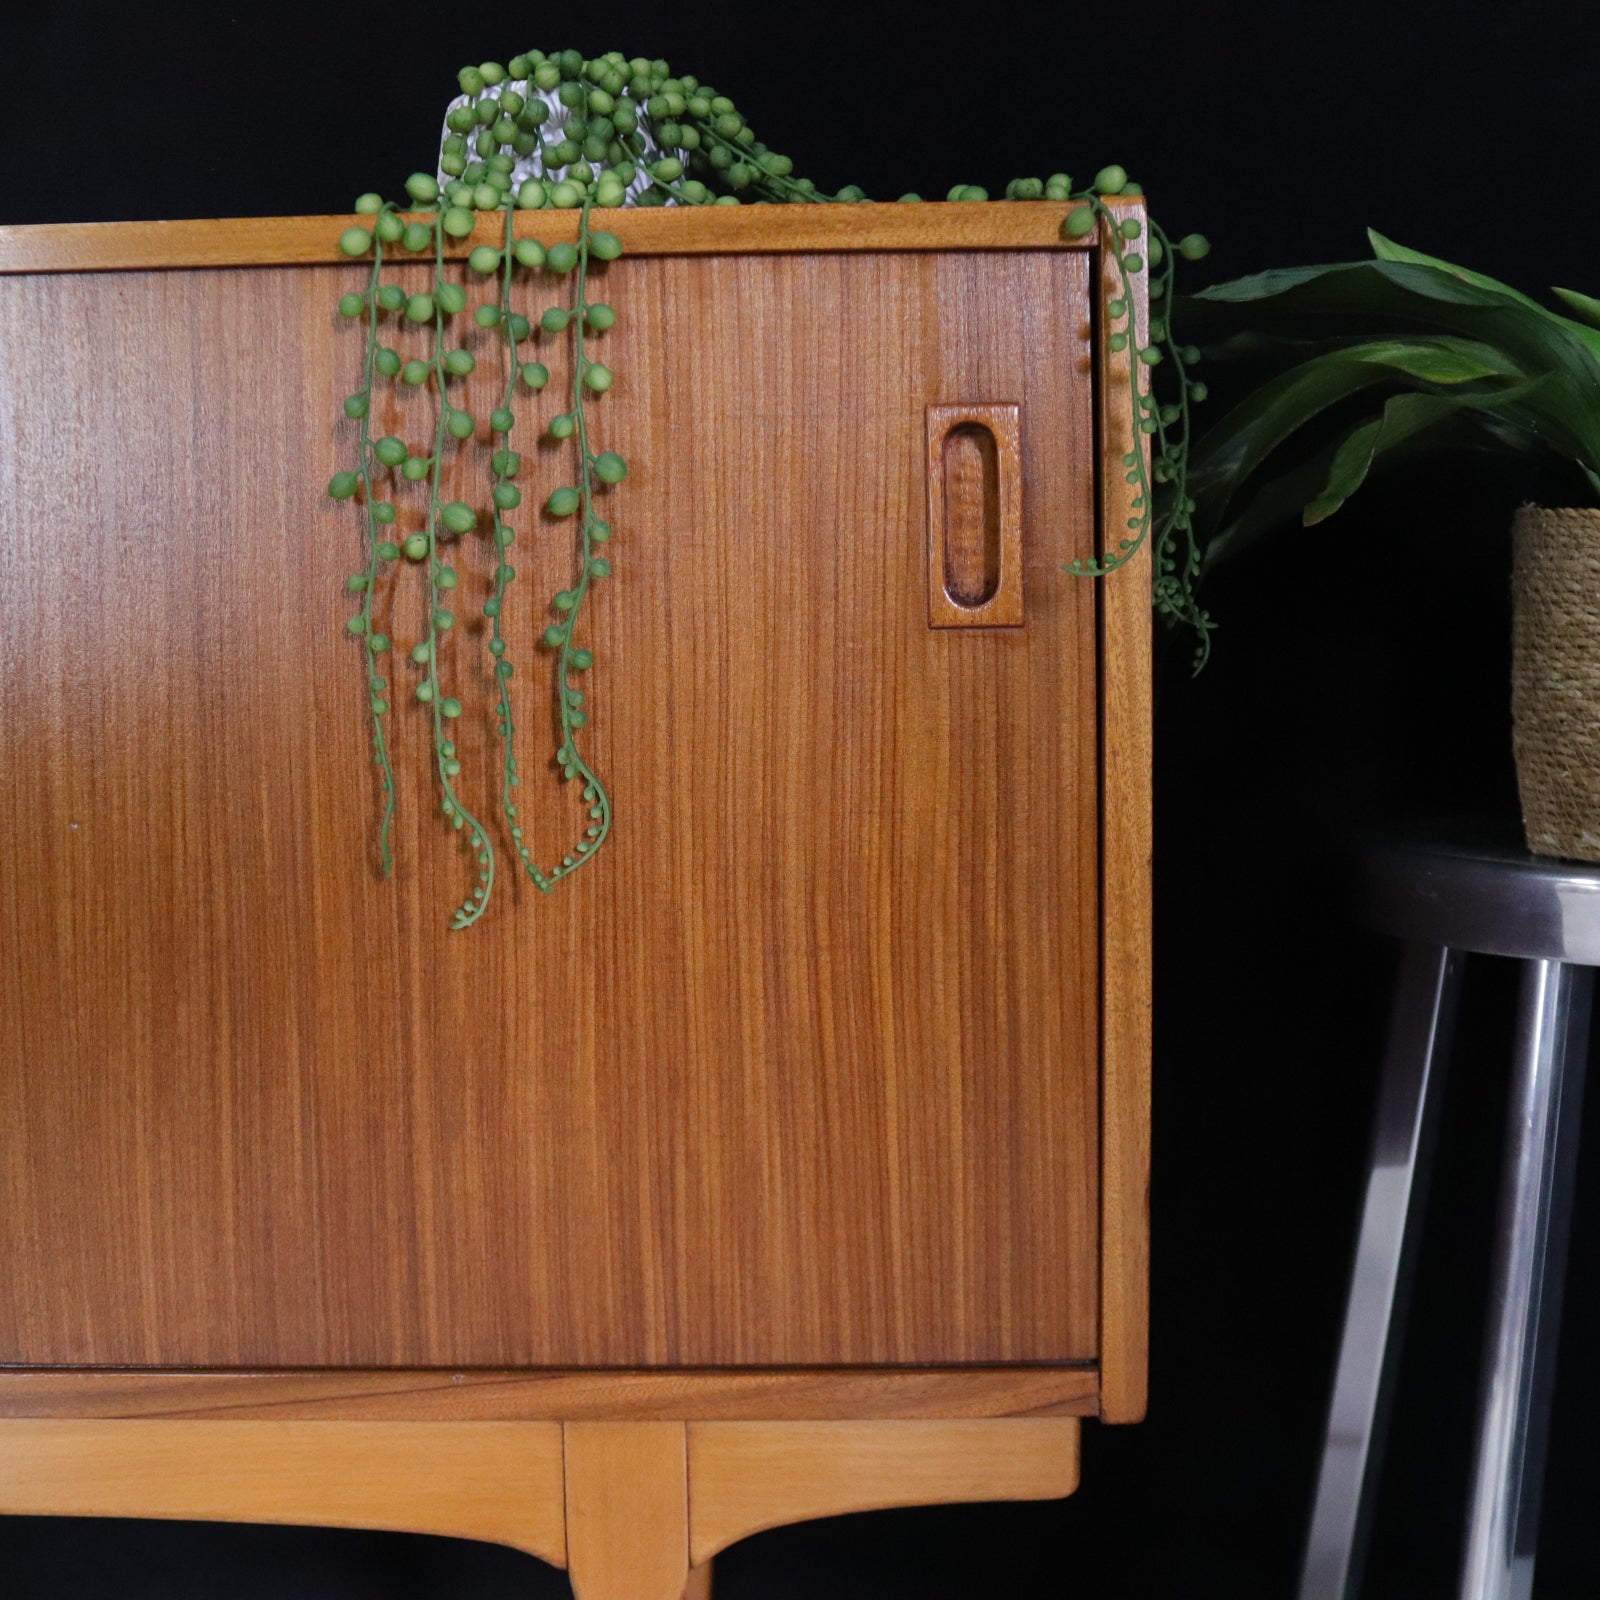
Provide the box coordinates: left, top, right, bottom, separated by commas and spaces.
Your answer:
330, 48, 1211, 926
1063, 192, 1215, 665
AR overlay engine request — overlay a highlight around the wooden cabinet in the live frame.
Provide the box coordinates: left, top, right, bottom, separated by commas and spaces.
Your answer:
0, 204, 1150, 1595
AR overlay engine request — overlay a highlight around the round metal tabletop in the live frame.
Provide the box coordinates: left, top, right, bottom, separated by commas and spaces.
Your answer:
1355, 820, 1600, 964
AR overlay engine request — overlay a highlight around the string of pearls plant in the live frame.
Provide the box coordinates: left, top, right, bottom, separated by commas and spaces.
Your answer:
330, 47, 1212, 928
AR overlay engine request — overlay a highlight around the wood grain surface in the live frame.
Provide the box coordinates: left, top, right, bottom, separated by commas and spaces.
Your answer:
0, 1419, 567, 1563
0, 243, 1101, 1368
0, 1366, 1099, 1420
0, 203, 1098, 275
1094, 200, 1154, 1423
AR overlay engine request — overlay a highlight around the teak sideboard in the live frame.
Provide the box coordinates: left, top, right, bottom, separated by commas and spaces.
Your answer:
0, 201, 1151, 1598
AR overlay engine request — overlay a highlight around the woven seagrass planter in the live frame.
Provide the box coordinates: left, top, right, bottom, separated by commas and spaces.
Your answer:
1511, 506, 1600, 862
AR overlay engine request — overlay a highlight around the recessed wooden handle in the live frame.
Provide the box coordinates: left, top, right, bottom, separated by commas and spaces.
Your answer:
926, 402, 1023, 628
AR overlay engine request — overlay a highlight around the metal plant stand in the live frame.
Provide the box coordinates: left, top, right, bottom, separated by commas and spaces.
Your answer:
1299, 824, 1593, 1600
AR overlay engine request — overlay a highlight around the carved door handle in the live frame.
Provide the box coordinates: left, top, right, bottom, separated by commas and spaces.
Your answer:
925, 401, 1023, 629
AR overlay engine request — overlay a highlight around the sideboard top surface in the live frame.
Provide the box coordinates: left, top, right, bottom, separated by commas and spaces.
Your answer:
0, 200, 1114, 275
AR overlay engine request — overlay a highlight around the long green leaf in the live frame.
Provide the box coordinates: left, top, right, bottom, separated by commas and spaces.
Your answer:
1191, 258, 1597, 348
1186, 337, 1521, 510
1190, 257, 1530, 310
1303, 388, 1541, 522
1367, 230, 1554, 316
1365, 232, 1600, 368
1200, 410, 1536, 568
1553, 286, 1600, 330
1188, 260, 1600, 455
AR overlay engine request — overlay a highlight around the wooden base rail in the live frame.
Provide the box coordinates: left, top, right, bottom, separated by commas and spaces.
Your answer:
0, 1366, 1100, 1421
0, 1417, 1080, 1600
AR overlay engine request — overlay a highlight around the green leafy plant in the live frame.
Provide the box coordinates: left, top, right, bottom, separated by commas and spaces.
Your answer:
1184, 230, 1600, 573
331, 48, 1210, 925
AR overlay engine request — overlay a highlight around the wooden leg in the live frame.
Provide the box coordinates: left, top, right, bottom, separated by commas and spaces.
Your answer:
682, 1561, 714, 1600
563, 1422, 692, 1600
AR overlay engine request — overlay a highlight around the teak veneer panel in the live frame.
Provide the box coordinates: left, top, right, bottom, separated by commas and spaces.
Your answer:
0, 236, 1102, 1369
0, 1366, 1100, 1421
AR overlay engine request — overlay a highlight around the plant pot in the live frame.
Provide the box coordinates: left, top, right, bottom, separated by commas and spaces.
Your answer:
1511, 505, 1600, 861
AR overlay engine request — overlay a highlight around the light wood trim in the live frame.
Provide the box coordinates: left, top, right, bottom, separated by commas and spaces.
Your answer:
1095, 195, 1154, 1424
0, 1366, 1099, 1420
687, 1419, 1080, 1564
0, 201, 1098, 275
564, 1422, 692, 1600
0, 1415, 1078, 1578
0, 1419, 567, 1564
925, 402, 1024, 628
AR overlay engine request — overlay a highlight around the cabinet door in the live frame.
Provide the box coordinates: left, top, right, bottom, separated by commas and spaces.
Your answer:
0, 245, 1099, 1367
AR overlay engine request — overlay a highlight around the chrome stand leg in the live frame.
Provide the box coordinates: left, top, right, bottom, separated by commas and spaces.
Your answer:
1458, 959, 1591, 1600
1299, 943, 1463, 1600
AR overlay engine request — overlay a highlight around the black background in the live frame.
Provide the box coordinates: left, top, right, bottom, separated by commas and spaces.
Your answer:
3, 1, 1598, 1595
